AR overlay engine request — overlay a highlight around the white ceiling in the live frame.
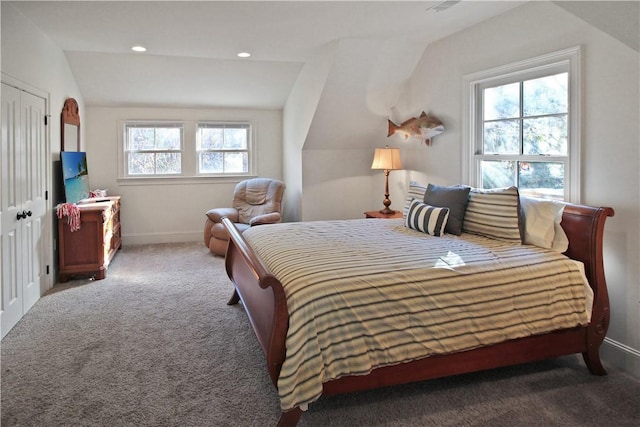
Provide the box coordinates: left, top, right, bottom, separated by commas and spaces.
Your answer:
9, 0, 529, 109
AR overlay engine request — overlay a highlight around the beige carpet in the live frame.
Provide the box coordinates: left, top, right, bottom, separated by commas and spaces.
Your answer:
2, 242, 639, 426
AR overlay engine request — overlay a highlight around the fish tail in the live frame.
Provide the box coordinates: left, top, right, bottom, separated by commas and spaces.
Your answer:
387, 119, 397, 137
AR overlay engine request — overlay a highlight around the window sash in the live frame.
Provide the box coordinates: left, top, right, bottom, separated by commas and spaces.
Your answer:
196, 122, 251, 175
463, 47, 581, 203
124, 123, 184, 176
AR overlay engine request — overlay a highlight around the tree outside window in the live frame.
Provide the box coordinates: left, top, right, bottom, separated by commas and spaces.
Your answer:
480, 72, 568, 199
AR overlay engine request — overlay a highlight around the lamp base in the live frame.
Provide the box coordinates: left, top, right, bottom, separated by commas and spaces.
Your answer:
379, 207, 395, 215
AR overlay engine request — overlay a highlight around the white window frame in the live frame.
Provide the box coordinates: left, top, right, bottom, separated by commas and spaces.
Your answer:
122, 121, 184, 177
117, 119, 256, 184
462, 46, 581, 203
196, 121, 253, 176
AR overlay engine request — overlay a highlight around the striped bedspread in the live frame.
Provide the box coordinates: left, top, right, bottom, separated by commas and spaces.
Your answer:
243, 218, 591, 412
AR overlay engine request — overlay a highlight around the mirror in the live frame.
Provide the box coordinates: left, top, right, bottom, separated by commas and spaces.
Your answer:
61, 98, 80, 151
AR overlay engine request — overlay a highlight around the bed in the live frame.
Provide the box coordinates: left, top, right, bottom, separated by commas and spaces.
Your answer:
221, 191, 614, 427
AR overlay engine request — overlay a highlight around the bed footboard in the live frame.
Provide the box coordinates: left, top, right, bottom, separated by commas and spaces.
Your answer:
222, 217, 289, 386
559, 204, 614, 374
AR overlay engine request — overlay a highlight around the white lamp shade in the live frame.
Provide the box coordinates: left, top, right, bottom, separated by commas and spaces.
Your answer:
371, 147, 403, 170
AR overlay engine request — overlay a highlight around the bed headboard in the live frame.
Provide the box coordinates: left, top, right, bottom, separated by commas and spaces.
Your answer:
560, 203, 614, 343
560, 204, 614, 292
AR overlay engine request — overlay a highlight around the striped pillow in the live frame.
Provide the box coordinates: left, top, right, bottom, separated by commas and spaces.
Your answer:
405, 199, 450, 236
463, 186, 523, 243
403, 181, 428, 219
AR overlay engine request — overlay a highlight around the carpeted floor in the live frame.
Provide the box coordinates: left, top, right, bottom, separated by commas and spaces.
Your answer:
2, 242, 639, 426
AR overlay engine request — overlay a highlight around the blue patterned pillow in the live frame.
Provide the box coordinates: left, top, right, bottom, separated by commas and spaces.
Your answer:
405, 199, 450, 237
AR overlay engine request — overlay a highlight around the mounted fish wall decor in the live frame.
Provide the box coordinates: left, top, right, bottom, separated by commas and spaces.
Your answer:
387, 111, 444, 145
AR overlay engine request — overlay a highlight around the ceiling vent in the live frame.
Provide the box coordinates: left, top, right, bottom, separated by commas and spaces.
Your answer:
426, 1, 462, 13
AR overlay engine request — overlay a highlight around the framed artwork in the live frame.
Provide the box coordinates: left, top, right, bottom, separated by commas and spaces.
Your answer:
61, 151, 90, 203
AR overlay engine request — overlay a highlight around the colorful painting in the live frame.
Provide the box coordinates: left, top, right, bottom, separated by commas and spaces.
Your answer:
61, 151, 90, 204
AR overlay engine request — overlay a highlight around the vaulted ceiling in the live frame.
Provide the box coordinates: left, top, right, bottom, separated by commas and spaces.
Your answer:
9, 1, 528, 109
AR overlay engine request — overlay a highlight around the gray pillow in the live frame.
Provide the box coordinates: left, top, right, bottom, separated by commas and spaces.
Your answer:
423, 183, 471, 235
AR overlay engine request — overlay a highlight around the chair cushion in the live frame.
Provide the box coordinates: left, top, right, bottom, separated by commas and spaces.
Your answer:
234, 178, 285, 224
245, 179, 268, 205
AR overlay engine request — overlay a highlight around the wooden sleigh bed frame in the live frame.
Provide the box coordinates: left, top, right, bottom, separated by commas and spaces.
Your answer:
221, 203, 614, 427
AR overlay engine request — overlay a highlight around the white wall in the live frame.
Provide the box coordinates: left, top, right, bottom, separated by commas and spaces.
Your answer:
287, 38, 425, 221
1, 3, 84, 290
282, 42, 336, 222
85, 106, 283, 245
1, 4, 85, 153
398, 1, 640, 377
281, 35, 424, 223
301, 148, 373, 221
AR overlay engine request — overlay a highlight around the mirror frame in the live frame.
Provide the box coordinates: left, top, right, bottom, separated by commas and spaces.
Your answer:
61, 98, 80, 152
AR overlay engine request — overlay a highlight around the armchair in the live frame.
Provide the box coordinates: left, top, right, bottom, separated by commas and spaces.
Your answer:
204, 178, 285, 256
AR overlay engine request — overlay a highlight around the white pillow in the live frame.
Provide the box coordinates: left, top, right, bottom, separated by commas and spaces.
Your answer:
405, 199, 449, 237
552, 219, 569, 253
520, 196, 567, 251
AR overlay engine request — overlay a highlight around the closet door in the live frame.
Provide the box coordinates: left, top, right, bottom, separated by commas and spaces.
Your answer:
1, 83, 46, 337
20, 89, 47, 312
1, 83, 23, 335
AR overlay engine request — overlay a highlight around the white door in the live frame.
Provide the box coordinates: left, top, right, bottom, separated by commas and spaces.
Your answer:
1, 83, 22, 335
1, 83, 47, 337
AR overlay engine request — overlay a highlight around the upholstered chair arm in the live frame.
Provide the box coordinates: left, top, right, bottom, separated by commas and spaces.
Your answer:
249, 212, 282, 226
206, 207, 239, 223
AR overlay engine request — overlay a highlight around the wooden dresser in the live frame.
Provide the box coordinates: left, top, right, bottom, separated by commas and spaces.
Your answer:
57, 196, 122, 282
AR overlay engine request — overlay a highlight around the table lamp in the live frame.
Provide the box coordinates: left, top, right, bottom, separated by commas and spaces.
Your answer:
371, 146, 403, 214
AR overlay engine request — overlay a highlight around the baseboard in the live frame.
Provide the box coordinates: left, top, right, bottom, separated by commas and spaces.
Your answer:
601, 337, 640, 379
122, 232, 201, 246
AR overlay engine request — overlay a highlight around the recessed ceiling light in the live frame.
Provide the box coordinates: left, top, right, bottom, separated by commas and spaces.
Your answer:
237, 52, 251, 58
131, 46, 147, 52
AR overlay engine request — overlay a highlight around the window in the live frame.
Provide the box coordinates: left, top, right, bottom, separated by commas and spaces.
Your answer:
119, 120, 255, 181
464, 47, 581, 202
125, 123, 183, 176
197, 122, 251, 175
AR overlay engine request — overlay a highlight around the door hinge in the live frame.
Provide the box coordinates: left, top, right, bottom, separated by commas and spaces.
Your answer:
44, 115, 49, 126
45, 190, 49, 200
46, 265, 50, 275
